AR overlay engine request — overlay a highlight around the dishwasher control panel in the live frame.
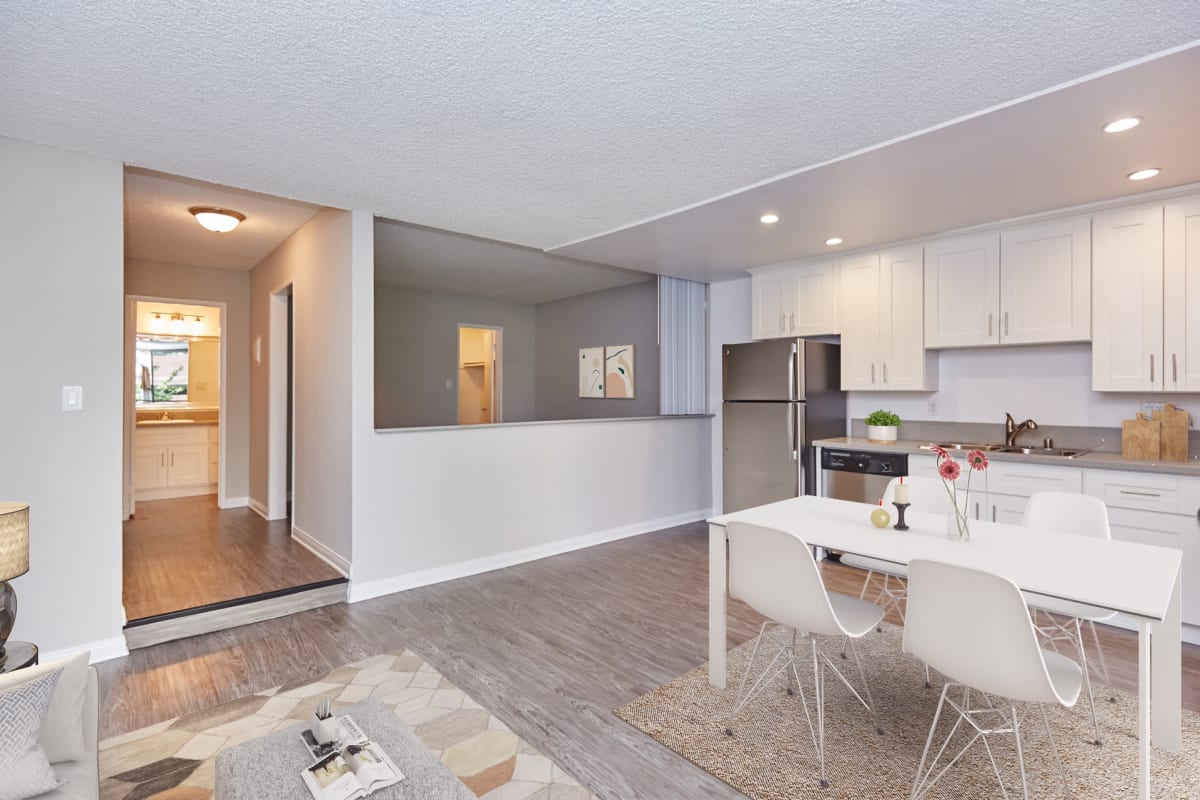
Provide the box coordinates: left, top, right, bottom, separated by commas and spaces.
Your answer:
821, 449, 908, 476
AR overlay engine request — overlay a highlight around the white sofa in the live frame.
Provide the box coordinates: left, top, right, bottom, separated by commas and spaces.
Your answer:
42, 667, 98, 800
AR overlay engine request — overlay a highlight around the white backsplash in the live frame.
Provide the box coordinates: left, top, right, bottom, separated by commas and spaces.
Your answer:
848, 342, 1200, 428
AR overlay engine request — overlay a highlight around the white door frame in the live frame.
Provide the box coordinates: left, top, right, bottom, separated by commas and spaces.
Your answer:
456, 323, 503, 424
266, 284, 293, 521
123, 295, 230, 517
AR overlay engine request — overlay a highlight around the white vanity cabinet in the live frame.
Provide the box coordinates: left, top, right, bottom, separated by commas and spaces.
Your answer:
134, 423, 218, 500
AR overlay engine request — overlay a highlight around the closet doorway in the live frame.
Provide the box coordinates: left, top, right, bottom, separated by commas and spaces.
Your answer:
457, 325, 502, 425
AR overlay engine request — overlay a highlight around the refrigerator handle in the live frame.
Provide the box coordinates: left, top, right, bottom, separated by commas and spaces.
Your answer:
788, 342, 798, 402
790, 404, 799, 461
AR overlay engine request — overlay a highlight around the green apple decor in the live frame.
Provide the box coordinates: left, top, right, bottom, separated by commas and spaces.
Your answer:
865, 409, 901, 443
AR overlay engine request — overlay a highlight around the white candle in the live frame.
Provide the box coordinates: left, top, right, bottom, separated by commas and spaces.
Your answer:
894, 483, 910, 504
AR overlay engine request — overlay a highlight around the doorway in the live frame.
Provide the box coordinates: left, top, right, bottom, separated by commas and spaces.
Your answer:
267, 285, 294, 520
458, 325, 502, 425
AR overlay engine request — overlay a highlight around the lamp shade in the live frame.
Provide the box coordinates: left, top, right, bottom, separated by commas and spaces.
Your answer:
0, 503, 29, 582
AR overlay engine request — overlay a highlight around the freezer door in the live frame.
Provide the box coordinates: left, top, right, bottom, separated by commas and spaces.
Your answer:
723, 402, 803, 513
723, 339, 803, 401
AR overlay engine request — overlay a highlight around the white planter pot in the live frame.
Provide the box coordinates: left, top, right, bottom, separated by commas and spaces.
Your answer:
866, 425, 898, 443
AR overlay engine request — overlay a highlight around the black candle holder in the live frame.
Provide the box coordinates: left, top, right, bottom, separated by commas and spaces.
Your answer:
892, 502, 911, 531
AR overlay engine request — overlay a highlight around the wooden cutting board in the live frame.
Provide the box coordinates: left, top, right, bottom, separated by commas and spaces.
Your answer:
1122, 413, 1161, 461
1154, 403, 1190, 463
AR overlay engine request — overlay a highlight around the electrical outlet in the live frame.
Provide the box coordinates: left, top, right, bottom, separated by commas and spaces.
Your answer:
927, 399, 937, 416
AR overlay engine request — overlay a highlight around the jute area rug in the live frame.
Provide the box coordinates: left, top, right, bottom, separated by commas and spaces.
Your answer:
99, 649, 593, 800
616, 624, 1200, 799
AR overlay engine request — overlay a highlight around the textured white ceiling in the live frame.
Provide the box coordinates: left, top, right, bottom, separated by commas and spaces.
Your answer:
555, 45, 1200, 279
375, 219, 649, 305
125, 169, 321, 270
3, 2, 1199, 256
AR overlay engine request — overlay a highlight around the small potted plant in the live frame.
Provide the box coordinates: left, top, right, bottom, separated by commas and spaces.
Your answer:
865, 409, 901, 443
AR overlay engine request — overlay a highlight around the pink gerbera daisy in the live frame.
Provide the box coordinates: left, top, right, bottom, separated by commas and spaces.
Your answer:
966, 449, 989, 471
930, 444, 949, 460
938, 458, 962, 481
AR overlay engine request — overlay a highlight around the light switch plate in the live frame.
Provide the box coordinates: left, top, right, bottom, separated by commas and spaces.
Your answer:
62, 385, 83, 411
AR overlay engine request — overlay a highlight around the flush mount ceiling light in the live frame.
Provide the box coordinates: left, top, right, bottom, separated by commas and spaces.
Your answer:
825, 237, 844, 246
189, 206, 245, 233
1103, 117, 1141, 133
760, 213, 779, 224
1127, 168, 1161, 181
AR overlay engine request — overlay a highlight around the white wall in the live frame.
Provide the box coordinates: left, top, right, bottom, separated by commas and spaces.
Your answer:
707, 277, 753, 515
126, 259, 251, 500
250, 209, 354, 564
0, 137, 126, 660
351, 214, 712, 600
847, 343, 1200, 428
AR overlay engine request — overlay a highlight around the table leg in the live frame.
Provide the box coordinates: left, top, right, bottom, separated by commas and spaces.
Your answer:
708, 522, 727, 689
1151, 569, 1182, 752
1138, 620, 1151, 800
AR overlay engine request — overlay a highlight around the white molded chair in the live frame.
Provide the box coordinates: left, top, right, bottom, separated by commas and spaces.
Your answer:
726, 521, 886, 789
841, 476, 955, 625
1022, 490, 1118, 745
904, 560, 1082, 800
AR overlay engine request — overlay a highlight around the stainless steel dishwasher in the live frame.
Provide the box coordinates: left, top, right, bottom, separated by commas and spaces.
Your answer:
820, 448, 908, 504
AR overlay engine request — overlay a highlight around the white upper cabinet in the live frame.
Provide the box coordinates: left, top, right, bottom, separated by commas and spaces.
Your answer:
1092, 206, 1164, 391
1164, 197, 1200, 392
923, 233, 1000, 348
751, 261, 839, 339
840, 248, 936, 391
925, 220, 1090, 349
999, 217, 1091, 344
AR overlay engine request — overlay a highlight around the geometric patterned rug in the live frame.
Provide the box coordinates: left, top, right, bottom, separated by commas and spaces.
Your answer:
616, 624, 1200, 799
99, 650, 593, 800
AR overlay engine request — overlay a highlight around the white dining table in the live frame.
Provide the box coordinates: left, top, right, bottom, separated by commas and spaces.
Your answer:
708, 495, 1182, 800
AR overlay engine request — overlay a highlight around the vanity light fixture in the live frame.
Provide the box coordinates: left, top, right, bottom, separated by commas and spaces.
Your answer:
1103, 117, 1141, 133
825, 237, 844, 246
1127, 168, 1161, 181
189, 206, 245, 233
760, 213, 779, 224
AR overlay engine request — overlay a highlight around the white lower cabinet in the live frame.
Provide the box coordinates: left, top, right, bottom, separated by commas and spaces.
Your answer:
134, 424, 218, 499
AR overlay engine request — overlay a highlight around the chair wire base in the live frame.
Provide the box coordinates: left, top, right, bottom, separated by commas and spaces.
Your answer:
1033, 609, 1116, 745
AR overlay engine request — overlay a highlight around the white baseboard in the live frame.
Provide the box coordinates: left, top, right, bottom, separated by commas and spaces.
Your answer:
247, 497, 270, 520
348, 508, 712, 604
220, 495, 249, 510
40, 635, 129, 665
292, 525, 351, 576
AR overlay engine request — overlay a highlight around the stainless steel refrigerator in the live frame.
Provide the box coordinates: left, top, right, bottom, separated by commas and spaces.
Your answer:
722, 339, 846, 513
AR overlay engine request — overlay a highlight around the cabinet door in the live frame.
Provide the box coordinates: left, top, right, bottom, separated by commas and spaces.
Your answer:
1000, 217, 1091, 344
838, 253, 881, 390
1092, 206, 1164, 390
751, 270, 791, 340
923, 233, 1000, 348
789, 261, 839, 336
985, 494, 1029, 525
880, 245, 935, 390
133, 446, 167, 489
167, 443, 211, 486
1165, 197, 1200, 392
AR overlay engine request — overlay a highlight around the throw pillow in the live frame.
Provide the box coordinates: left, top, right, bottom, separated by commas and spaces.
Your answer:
0, 650, 91, 762
0, 668, 63, 800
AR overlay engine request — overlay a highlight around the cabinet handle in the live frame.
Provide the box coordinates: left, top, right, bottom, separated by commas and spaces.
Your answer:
1004, 311, 1010, 336
975, 502, 980, 519
1173, 353, 1178, 384
871, 363, 876, 385
882, 362, 888, 384
988, 313, 993, 337
1150, 354, 1155, 384
171, 452, 175, 467
161, 452, 165, 467
992, 505, 997, 522
1119, 489, 1162, 498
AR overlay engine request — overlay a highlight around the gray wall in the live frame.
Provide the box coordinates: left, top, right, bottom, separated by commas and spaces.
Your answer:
125, 258, 251, 501
375, 285, 537, 428
535, 280, 659, 420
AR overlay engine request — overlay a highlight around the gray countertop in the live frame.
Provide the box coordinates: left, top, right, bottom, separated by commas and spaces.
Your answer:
814, 437, 1200, 477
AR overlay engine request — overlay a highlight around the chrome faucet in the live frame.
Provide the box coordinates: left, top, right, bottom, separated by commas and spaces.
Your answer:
1004, 413, 1039, 447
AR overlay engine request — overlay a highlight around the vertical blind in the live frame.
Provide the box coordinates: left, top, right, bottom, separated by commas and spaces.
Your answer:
658, 275, 707, 415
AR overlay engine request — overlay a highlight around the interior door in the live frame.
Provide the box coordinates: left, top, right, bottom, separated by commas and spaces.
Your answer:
723, 402, 800, 513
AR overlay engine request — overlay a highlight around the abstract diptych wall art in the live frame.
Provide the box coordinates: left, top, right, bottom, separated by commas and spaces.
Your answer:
578, 345, 634, 398
579, 346, 605, 398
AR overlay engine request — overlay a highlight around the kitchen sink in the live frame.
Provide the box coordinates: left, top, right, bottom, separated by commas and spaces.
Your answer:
921, 442, 1006, 452
997, 446, 1089, 458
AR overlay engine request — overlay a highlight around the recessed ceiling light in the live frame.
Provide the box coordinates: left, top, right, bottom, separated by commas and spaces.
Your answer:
1103, 117, 1141, 133
189, 206, 246, 233
760, 213, 779, 224
825, 237, 843, 246
1127, 168, 1161, 181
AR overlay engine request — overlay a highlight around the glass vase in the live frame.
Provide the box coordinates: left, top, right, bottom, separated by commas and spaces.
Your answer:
946, 508, 971, 542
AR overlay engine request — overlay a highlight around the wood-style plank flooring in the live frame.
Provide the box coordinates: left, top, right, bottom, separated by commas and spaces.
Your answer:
122, 496, 344, 621
100, 522, 1200, 799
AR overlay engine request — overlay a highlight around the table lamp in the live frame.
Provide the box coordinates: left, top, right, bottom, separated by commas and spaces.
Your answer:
0, 503, 30, 663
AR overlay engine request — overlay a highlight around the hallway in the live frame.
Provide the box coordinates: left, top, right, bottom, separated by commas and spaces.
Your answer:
122, 496, 344, 621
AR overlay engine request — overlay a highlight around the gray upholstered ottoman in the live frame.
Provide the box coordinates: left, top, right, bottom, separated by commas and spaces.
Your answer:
213, 698, 475, 800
